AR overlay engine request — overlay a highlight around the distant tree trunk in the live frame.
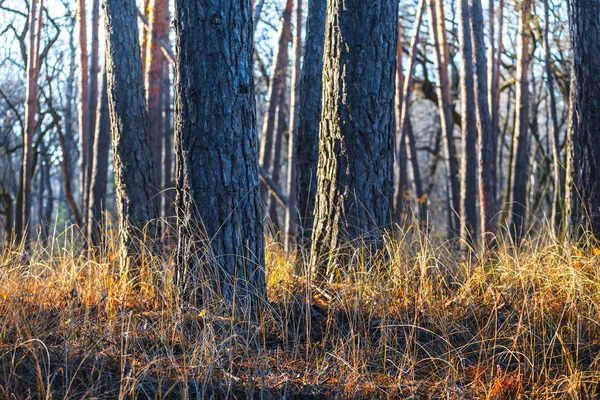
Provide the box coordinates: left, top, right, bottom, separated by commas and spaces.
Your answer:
85, 0, 100, 224
103, 0, 159, 261
489, 0, 503, 202
284, 0, 303, 252
253, 0, 266, 27
457, 0, 478, 245
393, 18, 409, 223
268, 80, 289, 231
296, 0, 326, 243
18, 0, 43, 242
396, 0, 427, 224
78, 0, 90, 216
145, 0, 170, 197
470, 0, 496, 248
259, 0, 292, 218
162, 61, 174, 220
542, 0, 563, 235
174, 0, 265, 307
565, 0, 600, 239
88, 68, 111, 247
310, 0, 398, 277
508, 0, 531, 243
427, 0, 460, 235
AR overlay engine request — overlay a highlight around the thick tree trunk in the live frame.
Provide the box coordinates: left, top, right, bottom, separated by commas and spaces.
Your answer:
174, 0, 265, 307
565, 0, 600, 239
508, 0, 531, 243
145, 0, 170, 198
284, 0, 303, 252
259, 0, 292, 217
19, 0, 43, 242
458, 0, 478, 245
88, 68, 111, 247
103, 0, 159, 261
78, 0, 90, 215
310, 0, 398, 277
396, 0, 427, 224
427, 0, 460, 235
470, 0, 496, 248
296, 0, 326, 242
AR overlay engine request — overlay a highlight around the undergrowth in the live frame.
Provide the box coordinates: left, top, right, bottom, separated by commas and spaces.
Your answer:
1, 225, 600, 399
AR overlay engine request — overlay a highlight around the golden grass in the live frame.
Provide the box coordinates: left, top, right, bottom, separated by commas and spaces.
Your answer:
1, 226, 600, 399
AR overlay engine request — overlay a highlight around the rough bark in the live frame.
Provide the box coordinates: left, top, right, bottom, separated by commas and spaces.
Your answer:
284, 0, 303, 252
296, 0, 326, 241
508, 0, 531, 243
565, 0, 600, 239
427, 0, 460, 235
310, 0, 398, 277
145, 0, 170, 196
88, 68, 111, 247
174, 0, 265, 307
458, 0, 478, 244
470, 0, 496, 248
103, 0, 159, 261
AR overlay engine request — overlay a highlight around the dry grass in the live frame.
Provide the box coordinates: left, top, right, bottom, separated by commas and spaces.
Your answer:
1, 225, 600, 399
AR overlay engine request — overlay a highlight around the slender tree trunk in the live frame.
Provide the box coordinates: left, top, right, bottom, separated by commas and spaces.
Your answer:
393, 18, 409, 224
253, 0, 266, 27
18, 0, 43, 242
259, 0, 292, 216
174, 0, 265, 307
162, 61, 174, 221
268, 80, 289, 231
542, 0, 563, 235
103, 0, 159, 262
470, 0, 496, 248
296, 0, 326, 243
565, 0, 600, 239
396, 0, 427, 224
427, 0, 460, 235
88, 68, 111, 247
508, 0, 531, 243
284, 0, 303, 252
310, 0, 398, 277
458, 0, 478, 245
492, 0, 504, 201
78, 0, 90, 215
145, 0, 170, 197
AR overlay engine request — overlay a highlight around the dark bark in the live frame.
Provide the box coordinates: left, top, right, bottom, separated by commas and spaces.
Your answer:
88, 68, 111, 247
296, 0, 326, 241
174, 0, 265, 307
310, 0, 398, 277
458, 0, 478, 244
508, 0, 531, 243
103, 0, 159, 260
565, 0, 600, 239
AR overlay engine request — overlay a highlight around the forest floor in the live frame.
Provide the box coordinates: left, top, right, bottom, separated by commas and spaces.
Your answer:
1, 227, 600, 399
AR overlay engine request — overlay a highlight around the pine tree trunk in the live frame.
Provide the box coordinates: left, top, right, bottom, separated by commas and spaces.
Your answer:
296, 0, 326, 242
508, 0, 531, 243
88, 68, 111, 247
161, 61, 175, 221
145, 0, 170, 201
393, 18, 409, 224
174, 0, 265, 307
427, 0, 460, 235
458, 0, 478, 245
103, 0, 159, 261
78, 0, 90, 217
470, 0, 496, 248
310, 0, 398, 277
565, 0, 600, 239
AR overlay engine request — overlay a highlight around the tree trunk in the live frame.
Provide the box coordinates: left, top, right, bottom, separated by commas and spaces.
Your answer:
284, 0, 303, 252
18, 0, 43, 243
470, 0, 496, 248
145, 0, 170, 198
78, 0, 90, 216
296, 0, 326, 242
174, 0, 265, 307
268, 79, 289, 232
508, 0, 531, 243
565, 0, 600, 239
489, 0, 503, 202
88, 68, 111, 247
259, 0, 292, 217
162, 61, 175, 221
427, 0, 460, 235
310, 0, 398, 277
458, 0, 478, 245
103, 0, 159, 261
393, 18, 409, 224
